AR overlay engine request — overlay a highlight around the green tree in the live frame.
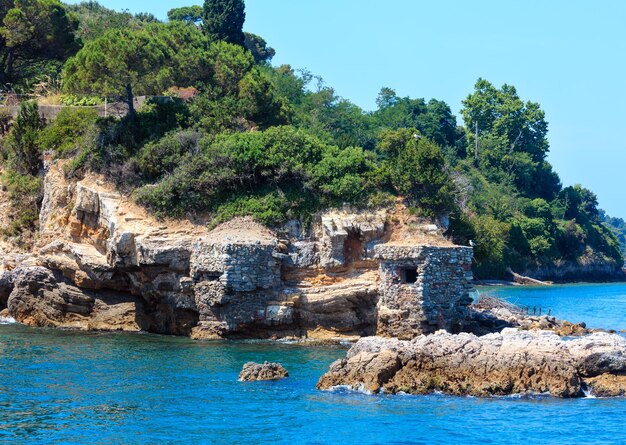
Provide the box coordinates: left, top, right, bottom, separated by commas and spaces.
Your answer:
461, 78, 549, 164
68, 1, 158, 41
38, 107, 99, 157
167, 5, 203, 25
0, 0, 79, 86
244, 32, 275, 64
371, 88, 459, 148
63, 22, 212, 115
2, 101, 45, 175
203, 0, 245, 46
379, 128, 455, 216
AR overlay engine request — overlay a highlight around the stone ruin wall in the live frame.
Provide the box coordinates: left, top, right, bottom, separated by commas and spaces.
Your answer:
190, 240, 284, 337
375, 245, 474, 339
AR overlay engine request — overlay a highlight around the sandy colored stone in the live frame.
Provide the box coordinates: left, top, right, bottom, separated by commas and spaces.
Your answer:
317, 330, 626, 398
584, 374, 626, 397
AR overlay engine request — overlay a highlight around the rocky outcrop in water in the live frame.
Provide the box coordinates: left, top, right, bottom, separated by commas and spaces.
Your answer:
0, 161, 473, 340
316, 330, 626, 398
238, 362, 289, 381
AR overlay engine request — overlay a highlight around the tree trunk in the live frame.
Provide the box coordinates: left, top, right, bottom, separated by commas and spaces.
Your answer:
125, 83, 135, 117
0, 52, 7, 86
5, 48, 15, 85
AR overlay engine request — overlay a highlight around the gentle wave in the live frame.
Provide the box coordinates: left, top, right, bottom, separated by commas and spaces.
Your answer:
0, 316, 17, 325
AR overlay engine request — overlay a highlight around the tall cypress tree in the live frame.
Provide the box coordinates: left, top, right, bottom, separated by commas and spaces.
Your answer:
202, 0, 245, 46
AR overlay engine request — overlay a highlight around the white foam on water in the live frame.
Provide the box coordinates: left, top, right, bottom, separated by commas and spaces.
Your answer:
0, 316, 16, 325
582, 387, 597, 399
328, 384, 374, 396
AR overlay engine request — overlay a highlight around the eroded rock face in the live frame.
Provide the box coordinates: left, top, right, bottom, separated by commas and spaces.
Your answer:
5, 266, 151, 332
238, 362, 289, 381
583, 374, 626, 397
317, 330, 626, 398
0, 271, 14, 309
3, 162, 477, 340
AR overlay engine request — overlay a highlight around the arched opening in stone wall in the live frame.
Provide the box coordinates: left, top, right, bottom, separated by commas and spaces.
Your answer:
343, 228, 365, 265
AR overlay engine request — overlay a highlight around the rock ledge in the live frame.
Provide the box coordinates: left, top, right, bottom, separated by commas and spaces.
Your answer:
317, 330, 626, 398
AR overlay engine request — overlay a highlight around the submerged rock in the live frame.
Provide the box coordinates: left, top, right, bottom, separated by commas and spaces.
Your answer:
317, 330, 626, 398
238, 362, 289, 381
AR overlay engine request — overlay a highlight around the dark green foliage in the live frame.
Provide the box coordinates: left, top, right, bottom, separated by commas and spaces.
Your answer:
138, 129, 204, 179
462, 78, 550, 166
309, 146, 378, 204
0, 108, 13, 135
0, 0, 80, 88
135, 126, 381, 222
470, 215, 511, 278
378, 129, 455, 217
203, 0, 245, 46
137, 97, 190, 142
2, 101, 45, 175
0, 169, 42, 240
187, 47, 290, 132
63, 22, 212, 99
602, 213, 626, 257
244, 32, 275, 64
372, 88, 460, 148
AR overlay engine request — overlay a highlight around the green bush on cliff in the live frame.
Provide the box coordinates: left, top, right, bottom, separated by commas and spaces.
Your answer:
0, 169, 42, 240
2, 102, 46, 175
134, 126, 379, 220
38, 108, 99, 157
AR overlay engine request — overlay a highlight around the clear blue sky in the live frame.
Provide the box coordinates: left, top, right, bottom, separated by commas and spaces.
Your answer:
66, 0, 626, 218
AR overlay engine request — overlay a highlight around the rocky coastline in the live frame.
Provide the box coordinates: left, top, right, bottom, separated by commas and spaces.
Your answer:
0, 161, 478, 340
0, 161, 625, 399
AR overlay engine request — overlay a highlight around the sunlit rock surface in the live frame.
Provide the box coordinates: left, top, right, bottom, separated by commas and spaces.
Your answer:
317, 330, 626, 398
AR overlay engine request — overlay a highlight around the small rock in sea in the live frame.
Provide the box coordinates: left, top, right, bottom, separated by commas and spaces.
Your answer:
238, 361, 289, 382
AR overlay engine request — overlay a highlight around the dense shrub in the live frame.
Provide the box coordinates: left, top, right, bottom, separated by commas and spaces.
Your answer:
2, 102, 46, 175
38, 108, 99, 157
135, 126, 381, 222
138, 130, 204, 179
0, 170, 43, 241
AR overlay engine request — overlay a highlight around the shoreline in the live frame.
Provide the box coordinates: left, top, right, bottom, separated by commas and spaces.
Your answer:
474, 274, 626, 287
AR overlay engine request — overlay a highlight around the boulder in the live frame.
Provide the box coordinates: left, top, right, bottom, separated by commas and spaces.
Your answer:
238, 362, 289, 381
583, 374, 626, 397
317, 330, 626, 398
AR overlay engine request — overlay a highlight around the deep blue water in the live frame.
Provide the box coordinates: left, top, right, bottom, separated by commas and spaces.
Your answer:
1, 283, 626, 445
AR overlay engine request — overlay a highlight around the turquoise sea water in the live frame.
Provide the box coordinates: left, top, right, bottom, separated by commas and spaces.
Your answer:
480, 282, 626, 331
1, 283, 626, 445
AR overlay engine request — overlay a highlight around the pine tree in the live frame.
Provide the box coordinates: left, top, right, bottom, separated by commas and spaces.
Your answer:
202, 0, 245, 46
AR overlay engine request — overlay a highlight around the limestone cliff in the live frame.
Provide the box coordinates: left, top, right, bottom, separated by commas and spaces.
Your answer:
0, 161, 476, 340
